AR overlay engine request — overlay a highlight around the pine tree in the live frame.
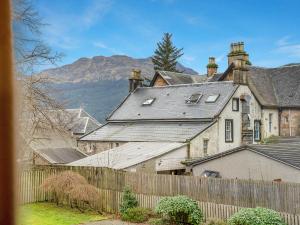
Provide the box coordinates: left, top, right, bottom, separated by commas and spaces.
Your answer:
152, 33, 184, 72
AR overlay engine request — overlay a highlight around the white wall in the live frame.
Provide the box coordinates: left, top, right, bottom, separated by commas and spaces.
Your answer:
192, 150, 300, 183
190, 85, 262, 158
261, 109, 279, 138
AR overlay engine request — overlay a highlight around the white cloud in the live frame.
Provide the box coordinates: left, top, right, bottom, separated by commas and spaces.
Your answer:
182, 55, 195, 62
215, 54, 226, 63
93, 41, 124, 55
275, 36, 300, 58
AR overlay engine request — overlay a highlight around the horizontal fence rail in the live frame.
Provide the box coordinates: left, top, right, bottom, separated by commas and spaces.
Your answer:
18, 165, 300, 225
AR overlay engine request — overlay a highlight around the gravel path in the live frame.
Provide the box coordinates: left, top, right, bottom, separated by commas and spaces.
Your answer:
83, 220, 148, 225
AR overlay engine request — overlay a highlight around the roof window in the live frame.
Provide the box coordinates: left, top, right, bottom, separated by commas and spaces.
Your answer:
186, 93, 202, 104
205, 94, 220, 103
142, 98, 155, 106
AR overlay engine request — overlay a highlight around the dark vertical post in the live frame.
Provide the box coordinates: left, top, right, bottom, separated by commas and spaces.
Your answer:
0, 0, 15, 224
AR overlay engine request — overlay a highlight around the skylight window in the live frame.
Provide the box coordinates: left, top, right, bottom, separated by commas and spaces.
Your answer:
205, 94, 220, 103
142, 98, 155, 106
186, 93, 202, 104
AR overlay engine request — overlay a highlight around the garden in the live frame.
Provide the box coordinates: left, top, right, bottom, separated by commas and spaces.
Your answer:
19, 170, 288, 225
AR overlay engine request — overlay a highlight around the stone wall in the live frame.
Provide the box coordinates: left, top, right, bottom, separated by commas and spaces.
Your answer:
280, 109, 300, 136
153, 75, 168, 86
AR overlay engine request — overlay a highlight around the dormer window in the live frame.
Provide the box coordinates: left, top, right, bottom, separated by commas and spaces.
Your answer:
186, 93, 202, 104
142, 98, 155, 106
205, 94, 220, 103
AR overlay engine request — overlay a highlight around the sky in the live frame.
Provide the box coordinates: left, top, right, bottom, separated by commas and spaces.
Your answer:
35, 0, 300, 74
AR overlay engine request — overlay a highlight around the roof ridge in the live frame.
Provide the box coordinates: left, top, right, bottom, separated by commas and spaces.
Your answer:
139, 80, 234, 89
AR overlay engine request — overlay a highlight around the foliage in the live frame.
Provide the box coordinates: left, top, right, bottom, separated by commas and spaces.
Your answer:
261, 135, 278, 144
152, 33, 184, 72
40, 171, 99, 211
207, 63, 218, 68
121, 207, 153, 223
119, 186, 138, 214
228, 207, 286, 225
204, 219, 228, 225
155, 195, 203, 225
19, 203, 104, 225
149, 218, 170, 225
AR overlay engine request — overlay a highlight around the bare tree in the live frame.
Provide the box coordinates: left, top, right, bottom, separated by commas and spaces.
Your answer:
13, 0, 73, 164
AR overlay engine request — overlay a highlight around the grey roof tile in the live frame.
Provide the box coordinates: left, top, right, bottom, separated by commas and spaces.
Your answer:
80, 121, 213, 142
108, 82, 238, 121
35, 148, 86, 164
68, 142, 186, 170
156, 71, 207, 85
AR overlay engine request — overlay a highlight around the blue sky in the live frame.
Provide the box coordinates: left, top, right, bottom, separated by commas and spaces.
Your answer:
36, 0, 300, 74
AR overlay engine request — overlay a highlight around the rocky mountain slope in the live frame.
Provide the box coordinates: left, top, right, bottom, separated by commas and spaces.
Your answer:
42, 55, 198, 123
41, 55, 198, 83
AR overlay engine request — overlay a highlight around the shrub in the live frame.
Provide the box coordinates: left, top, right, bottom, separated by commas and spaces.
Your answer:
119, 186, 138, 214
121, 207, 153, 223
204, 219, 228, 225
155, 195, 203, 225
149, 218, 170, 225
228, 207, 286, 225
40, 171, 99, 211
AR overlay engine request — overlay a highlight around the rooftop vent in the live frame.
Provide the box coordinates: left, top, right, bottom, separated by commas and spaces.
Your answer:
142, 98, 155, 106
186, 93, 202, 104
205, 94, 220, 103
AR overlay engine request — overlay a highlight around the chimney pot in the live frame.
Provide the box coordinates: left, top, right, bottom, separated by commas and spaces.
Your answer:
129, 69, 143, 92
207, 57, 218, 77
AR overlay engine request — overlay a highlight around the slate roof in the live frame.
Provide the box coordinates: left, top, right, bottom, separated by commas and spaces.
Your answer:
185, 137, 300, 170
151, 71, 207, 86
49, 108, 101, 135
68, 142, 186, 170
212, 64, 300, 108
107, 81, 238, 121
34, 148, 86, 164
80, 121, 214, 142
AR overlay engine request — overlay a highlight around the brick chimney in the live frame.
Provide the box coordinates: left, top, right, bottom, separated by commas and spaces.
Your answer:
129, 69, 143, 92
206, 57, 218, 77
227, 42, 251, 66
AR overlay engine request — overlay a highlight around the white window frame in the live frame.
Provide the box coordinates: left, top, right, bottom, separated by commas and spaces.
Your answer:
225, 119, 233, 142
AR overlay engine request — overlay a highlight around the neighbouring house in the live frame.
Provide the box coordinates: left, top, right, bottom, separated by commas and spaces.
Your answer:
184, 137, 300, 183
150, 70, 207, 87
77, 69, 264, 169
20, 108, 100, 165
69, 142, 187, 174
210, 42, 300, 138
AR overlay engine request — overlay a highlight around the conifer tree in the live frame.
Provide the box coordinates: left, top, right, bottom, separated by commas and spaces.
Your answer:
152, 33, 184, 72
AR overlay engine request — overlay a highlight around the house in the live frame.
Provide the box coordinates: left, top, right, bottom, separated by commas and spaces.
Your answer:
69, 142, 187, 174
184, 137, 300, 183
21, 108, 100, 165
150, 70, 207, 86
78, 68, 263, 165
210, 42, 300, 138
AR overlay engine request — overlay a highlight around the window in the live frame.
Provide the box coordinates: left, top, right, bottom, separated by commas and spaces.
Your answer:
269, 113, 273, 132
203, 139, 209, 156
186, 93, 202, 104
205, 94, 219, 103
142, 98, 155, 106
115, 143, 120, 147
225, 119, 233, 142
232, 98, 239, 111
254, 120, 261, 141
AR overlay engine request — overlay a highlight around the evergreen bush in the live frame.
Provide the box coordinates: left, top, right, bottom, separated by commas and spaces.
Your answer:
119, 186, 138, 214
228, 207, 286, 225
155, 195, 203, 225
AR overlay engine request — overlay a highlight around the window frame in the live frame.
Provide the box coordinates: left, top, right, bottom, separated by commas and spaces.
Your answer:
142, 97, 156, 106
268, 113, 273, 132
225, 119, 234, 143
205, 94, 220, 103
254, 120, 261, 141
232, 98, 239, 111
203, 139, 209, 156
186, 93, 202, 104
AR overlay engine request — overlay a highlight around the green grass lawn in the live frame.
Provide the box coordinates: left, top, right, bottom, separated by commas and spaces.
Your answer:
19, 202, 105, 225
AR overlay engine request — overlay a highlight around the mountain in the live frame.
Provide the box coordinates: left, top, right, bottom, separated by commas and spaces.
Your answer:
42, 55, 199, 123
41, 55, 198, 83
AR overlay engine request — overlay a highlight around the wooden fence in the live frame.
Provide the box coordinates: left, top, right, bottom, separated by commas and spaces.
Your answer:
18, 166, 300, 224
